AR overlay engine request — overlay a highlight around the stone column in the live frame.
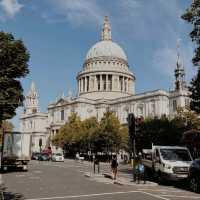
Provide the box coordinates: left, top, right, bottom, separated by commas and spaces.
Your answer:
100, 74, 103, 91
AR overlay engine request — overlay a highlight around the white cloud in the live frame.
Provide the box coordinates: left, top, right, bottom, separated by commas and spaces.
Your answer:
45, 0, 104, 26
152, 46, 177, 79
152, 42, 195, 87
0, 0, 23, 18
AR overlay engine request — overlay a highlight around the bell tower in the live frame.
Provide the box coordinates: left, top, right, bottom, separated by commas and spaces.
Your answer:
174, 42, 186, 91
24, 82, 39, 114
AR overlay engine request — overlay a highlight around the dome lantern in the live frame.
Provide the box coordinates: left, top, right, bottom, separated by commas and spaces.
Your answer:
101, 16, 112, 41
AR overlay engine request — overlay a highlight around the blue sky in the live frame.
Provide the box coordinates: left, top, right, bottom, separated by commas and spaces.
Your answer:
0, 0, 196, 129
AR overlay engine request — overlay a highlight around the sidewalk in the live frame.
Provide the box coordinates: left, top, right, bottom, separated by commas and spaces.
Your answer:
84, 162, 157, 186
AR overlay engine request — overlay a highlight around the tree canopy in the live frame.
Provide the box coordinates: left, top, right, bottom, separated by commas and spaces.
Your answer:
0, 32, 29, 124
182, 1, 200, 113
135, 109, 200, 153
189, 69, 200, 113
182, 0, 200, 66
52, 111, 128, 155
0, 120, 14, 143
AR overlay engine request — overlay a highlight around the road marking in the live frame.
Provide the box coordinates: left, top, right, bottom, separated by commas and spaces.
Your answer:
16, 174, 26, 177
161, 194, 200, 199
137, 188, 183, 192
140, 191, 170, 200
26, 190, 170, 200
34, 170, 42, 174
29, 177, 40, 179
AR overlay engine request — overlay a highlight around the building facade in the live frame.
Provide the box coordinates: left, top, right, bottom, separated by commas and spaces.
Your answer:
20, 17, 190, 152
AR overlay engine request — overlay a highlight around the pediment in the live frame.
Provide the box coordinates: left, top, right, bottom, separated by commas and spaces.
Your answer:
56, 98, 67, 106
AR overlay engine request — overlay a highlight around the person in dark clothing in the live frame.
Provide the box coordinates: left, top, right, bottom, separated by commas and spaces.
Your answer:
111, 155, 118, 180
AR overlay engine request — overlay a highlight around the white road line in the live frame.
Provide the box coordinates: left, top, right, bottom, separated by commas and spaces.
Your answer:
137, 188, 183, 192
140, 191, 170, 200
161, 194, 200, 199
26, 190, 171, 200
26, 191, 139, 200
16, 174, 26, 177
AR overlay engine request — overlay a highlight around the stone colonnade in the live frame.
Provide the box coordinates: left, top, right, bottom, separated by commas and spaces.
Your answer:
78, 73, 133, 94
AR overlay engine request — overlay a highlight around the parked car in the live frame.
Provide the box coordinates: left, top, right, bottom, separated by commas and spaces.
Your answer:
52, 153, 64, 162
38, 153, 51, 161
31, 152, 41, 160
188, 158, 200, 193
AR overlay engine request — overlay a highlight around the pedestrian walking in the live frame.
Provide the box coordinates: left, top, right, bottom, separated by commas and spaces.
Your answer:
111, 155, 118, 180
93, 155, 100, 174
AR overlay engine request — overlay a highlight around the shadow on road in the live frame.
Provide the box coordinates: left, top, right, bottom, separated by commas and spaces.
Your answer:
0, 184, 25, 200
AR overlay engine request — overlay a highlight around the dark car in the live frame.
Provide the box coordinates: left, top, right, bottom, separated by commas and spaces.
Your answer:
188, 158, 200, 193
31, 152, 41, 160
38, 153, 51, 161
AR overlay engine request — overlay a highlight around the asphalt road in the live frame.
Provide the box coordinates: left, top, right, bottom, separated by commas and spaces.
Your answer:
1, 160, 200, 200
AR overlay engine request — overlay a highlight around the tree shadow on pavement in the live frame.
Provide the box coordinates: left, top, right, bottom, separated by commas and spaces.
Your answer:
0, 184, 25, 200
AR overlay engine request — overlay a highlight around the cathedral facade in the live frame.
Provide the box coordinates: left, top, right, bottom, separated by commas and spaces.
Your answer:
20, 17, 190, 152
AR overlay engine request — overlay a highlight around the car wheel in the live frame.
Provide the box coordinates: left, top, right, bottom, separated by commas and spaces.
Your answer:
190, 177, 200, 193
155, 171, 164, 185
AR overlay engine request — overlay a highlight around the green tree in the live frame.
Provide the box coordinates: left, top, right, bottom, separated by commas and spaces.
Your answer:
136, 116, 185, 152
119, 126, 128, 151
182, 1, 200, 113
92, 111, 122, 153
53, 111, 128, 155
0, 120, 14, 143
182, 0, 200, 66
82, 117, 99, 152
0, 32, 29, 125
52, 113, 83, 153
176, 107, 200, 130
189, 69, 200, 113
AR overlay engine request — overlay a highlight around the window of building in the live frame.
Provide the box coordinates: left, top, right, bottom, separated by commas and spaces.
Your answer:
61, 110, 64, 121
86, 76, 89, 91
119, 76, 123, 91
124, 77, 127, 92
108, 75, 112, 91
30, 120, 32, 129
96, 75, 100, 91
172, 100, 177, 112
137, 106, 143, 117
83, 78, 85, 92
151, 103, 155, 116
185, 98, 190, 107
102, 75, 106, 91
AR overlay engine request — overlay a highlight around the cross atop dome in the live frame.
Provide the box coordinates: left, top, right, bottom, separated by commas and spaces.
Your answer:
101, 16, 112, 41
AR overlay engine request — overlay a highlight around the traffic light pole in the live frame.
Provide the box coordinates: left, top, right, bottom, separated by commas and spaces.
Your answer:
127, 113, 136, 182
0, 127, 5, 171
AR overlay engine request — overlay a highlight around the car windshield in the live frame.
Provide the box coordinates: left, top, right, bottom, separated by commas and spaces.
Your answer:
160, 149, 192, 161
55, 153, 62, 156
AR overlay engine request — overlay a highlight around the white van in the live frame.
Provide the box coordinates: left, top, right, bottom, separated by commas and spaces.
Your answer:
142, 146, 193, 181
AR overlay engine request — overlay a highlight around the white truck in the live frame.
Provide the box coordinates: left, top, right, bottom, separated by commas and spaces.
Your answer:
142, 146, 193, 182
1, 132, 31, 172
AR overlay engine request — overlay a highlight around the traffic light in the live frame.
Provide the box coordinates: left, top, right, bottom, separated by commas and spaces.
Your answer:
135, 116, 144, 134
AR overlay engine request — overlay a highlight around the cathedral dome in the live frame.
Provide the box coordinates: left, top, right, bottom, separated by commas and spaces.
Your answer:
77, 16, 135, 100
86, 40, 127, 61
